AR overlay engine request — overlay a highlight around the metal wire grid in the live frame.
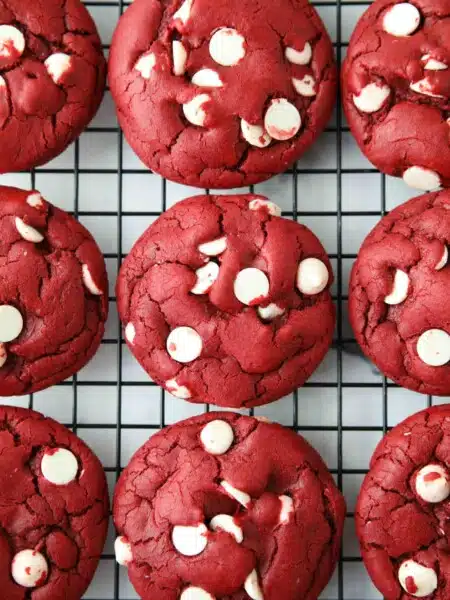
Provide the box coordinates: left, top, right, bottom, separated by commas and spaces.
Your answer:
0, 0, 443, 598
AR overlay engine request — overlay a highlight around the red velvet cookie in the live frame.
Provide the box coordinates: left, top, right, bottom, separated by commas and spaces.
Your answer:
117, 194, 335, 408
349, 190, 450, 395
113, 412, 346, 600
0, 186, 108, 396
356, 404, 450, 599
108, 0, 336, 189
0, 1, 105, 173
0, 405, 109, 599
343, 0, 450, 191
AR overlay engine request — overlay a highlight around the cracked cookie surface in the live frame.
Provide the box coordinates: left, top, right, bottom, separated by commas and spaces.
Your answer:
349, 190, 450, 395
108, 0, 336, 189
0, 405, 109, 599
0, 185, 108, 396
116, 194, 335, 408
113, 411, 346, 600
0, 0, 106, 173
343, 0, 450, 191
356, 404, 450, 599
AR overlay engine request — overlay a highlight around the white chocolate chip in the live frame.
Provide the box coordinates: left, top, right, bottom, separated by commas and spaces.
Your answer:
241, 119, 272, 148
279, 495, 294, 524
173, 41, 188, 76
125, 322, 136, 344
198, 236, 227, 256
172, 524, 208, 556
15, 217, 44, 243
257, 303, 285, 321
398, 560, 438, 597
296, 258, 329, 295
135, 52, 156, 79
180, 587, 215, 600
0, 25, 25, 58
82, 264, 103, 295
209, 28, 246, 67
422, 55, 447, 70
45, 53, 72, 84
384, 269, 409, 305
220, 480, 251, 507
166, 378, 192, 399
383, 3, 421, 37
167, 326, 203, 363
183, 94, 211, 126
26, 193, 44, 209
41, 448, 78, 485
353, 82, 390, 113
292, 74, 316, 97
114, 536, 133, 566
191, 262, 220, 295
234, 268, 270, 306
0, 305, 23, 343
403, 166, 441, 191
417, 329, 450, 366
200, 420, 234, 455
0, 343, 6, 368
249, 198, 281, 216
264, 99, 301, 141
244, 570, 264, 600
285, 43, 312, 66
210, 514, 243, 543
410, 78, 444, 98
173, 0, 194, 25
436, 246, 448, 270
11, 550, 48, 588
191, 69, 223, 88
415, 464, 450, 503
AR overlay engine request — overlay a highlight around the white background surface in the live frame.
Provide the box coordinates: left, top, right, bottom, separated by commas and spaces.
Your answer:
0, 1, 442, 598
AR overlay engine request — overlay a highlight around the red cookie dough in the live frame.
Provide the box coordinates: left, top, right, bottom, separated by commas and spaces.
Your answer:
0, 1, 105, 173
349, 190, 450, 395
356, 404, 450, 599
0, 186, 108, 396
342, 0, 450, 191
108, 0, 336, 189
0, 405, 109, 599
113, 412, 346, 600
117, 194, 335, 408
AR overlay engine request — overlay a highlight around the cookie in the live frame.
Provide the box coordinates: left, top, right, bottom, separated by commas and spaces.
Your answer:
113, 412, 346, 600
117, 194, 335, 408
349, 189, 450, 395
0, 186, 108, 396
0, 405, 109, 599
342, 0, 450, 191
356, 404, 450, 599
108, 0, 336, 189
0, 1, 105, 173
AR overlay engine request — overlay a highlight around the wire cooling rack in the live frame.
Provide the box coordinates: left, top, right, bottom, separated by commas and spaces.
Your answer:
0, 0, 445, 598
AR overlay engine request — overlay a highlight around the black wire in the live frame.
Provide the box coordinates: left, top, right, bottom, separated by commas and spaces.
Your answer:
113, 1, 124, 597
